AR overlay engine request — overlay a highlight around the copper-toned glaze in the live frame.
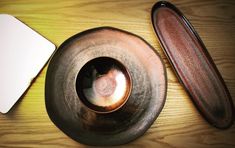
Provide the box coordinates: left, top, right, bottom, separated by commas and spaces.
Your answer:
45, 27, 167, 145
151, 1, 234, 128
76, 57, 132, 113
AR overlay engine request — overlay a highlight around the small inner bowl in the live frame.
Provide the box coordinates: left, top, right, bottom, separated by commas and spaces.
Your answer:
76, 57, 132, 113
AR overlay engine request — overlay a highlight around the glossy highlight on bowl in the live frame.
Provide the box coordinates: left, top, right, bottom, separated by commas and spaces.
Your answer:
76, 57, 132, 113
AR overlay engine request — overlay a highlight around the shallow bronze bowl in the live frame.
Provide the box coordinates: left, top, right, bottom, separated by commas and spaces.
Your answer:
45, 27, 167, 146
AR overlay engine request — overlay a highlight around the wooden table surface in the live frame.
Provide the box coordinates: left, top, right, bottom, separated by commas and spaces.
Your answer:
0, 0, 235, 147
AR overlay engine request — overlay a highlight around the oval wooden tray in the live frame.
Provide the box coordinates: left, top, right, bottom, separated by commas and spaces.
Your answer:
151, 1, 234, 128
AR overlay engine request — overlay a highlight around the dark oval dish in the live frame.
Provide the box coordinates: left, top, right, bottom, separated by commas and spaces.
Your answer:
151, 1, 234, 128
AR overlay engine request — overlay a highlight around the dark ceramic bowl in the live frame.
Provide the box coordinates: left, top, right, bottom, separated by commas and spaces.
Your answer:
76, 56, 132, 114
45, 27, 167, 146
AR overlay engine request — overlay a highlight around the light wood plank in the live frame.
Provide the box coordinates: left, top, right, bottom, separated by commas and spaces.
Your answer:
0, 0, 234, 147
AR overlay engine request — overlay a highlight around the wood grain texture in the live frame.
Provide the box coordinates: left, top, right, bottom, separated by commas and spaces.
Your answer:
0, 0, 235, 147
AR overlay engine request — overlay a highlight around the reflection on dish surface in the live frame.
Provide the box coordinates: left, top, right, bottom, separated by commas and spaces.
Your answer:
76, 57, 131, 113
